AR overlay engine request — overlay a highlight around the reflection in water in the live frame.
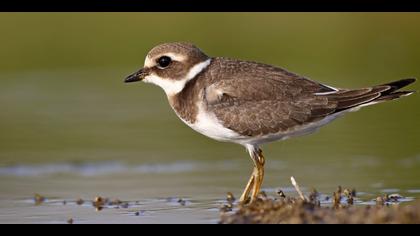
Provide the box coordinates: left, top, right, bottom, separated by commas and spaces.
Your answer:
0, 161, 200, 177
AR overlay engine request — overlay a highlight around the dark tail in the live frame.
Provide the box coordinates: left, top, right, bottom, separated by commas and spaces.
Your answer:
324, 78, 416, 112
374, 78, 416, 102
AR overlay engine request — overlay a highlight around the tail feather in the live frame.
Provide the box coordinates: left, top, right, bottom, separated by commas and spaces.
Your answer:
374, 78, 416, 101
323, 78, 416, 112
379, 78, 417, 94
375, 91, 415, 102
336, 92, 381, 110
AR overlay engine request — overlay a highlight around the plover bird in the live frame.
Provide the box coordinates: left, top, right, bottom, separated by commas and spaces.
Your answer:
125, 42, 416, 203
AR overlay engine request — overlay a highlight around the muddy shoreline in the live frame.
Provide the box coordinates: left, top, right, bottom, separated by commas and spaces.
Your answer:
219, 186, 420, 224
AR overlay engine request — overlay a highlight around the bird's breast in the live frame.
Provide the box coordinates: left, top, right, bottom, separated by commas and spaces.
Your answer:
169, 93, 242, 143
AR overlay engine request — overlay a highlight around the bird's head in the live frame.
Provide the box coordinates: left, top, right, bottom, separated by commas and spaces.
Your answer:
125, 42, 211, 96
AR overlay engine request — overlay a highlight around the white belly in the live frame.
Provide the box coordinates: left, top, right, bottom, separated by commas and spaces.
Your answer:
173, 102, 348, 147
176, 102, 243, 143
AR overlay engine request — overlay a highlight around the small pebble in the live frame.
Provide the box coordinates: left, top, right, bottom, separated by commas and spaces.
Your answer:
220, 203, 233, 213
76, 198, 84, 205
388, 194, 404, 202
309, 188, 319, 202
276, 189, 286, 198
135, 210, 145, 216
226, 192, 235, 202
376, 196, 385, 206
93, 196, 106, 211
110, 199, 122, 206
343, 189, 351, 197
34, 194, 46, 205
177, 198, 186, 206
347, 197, 354, 205
258, 191, 268, 199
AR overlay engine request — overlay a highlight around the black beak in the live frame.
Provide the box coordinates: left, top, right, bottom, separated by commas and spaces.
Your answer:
124, 68, 148, 83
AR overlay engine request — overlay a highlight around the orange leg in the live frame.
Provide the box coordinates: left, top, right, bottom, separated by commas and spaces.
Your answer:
239, 147, 265, 204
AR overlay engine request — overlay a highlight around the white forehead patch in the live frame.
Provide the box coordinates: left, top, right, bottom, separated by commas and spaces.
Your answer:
144, 52, 187, 68
143, 59, 211, 96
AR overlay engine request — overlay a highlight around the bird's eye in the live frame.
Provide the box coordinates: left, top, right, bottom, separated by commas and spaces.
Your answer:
157, 56, 172, 68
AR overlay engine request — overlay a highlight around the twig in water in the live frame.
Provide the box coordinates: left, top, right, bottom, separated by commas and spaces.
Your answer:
291, 176, 307, 201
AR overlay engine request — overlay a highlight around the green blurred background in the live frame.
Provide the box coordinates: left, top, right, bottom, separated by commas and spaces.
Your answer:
0, 13, 419, 189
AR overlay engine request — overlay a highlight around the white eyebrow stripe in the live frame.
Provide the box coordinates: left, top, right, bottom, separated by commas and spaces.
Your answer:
144, 53, 187, 68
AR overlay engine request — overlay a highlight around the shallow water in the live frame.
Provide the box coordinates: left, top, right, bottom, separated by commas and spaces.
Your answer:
0, 158, 419, 224
1, 13, 420, 223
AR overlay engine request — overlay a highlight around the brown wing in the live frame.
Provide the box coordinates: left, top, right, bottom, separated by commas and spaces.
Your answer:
204, 59, 416, 137
205, 77, 337, 137
203, 58, 337, 137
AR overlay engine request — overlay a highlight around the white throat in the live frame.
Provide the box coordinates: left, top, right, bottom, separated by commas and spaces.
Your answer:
143, 59, 211, 96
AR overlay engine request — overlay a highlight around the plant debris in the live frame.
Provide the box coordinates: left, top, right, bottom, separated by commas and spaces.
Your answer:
109, 199, 122, 206
90, 196, 131, 211
93, 197, 107, 211
177, 198, 186, 206
220, 192, 236, 213
34, 193, 46, 206
220, 177, 420, 224
226, 192, 235, 202
76, 198, 84, 205
276, 189, 286, 198
134, 210, 146, 216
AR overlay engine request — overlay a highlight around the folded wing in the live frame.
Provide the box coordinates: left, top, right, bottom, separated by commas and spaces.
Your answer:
205, 74, 415, 137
